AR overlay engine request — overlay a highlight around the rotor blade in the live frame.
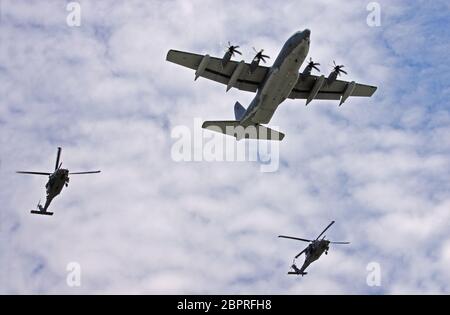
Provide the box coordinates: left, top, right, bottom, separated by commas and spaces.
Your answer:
330, 241, 350, 245
69, 171, 101, 175
340, 70, 348, 75
278, 235, 313, 243
295, 248, 307, 259
316, 221, 335, 240
55, 147, 62, 171
234, 50, 242, 55
16, 171, 51, 176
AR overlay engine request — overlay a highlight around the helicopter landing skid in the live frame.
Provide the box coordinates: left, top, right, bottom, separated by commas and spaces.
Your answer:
30, 210, 54, 216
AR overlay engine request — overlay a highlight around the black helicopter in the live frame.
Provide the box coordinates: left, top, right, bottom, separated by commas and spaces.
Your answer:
279, 221, 350, 276
16, 147, 100, 216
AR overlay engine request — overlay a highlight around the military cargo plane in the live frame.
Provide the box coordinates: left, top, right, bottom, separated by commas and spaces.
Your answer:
167, 29, 377, 141
279, 221, 350, 276
16, 147, 101, 216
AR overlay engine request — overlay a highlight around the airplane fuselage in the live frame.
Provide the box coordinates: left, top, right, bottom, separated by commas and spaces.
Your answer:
241, 30, 311, 125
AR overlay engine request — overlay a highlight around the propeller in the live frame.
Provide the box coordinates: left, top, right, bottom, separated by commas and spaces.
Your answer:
330, 241, 351, 245
55, 147, 62, 171
69, 171, 101, 175
253, 47, 270, 64
306, 57, 320, 72
332, 60, 347, 76
16, 171, 51, 176
278, 235, 313, 243
316, 221, 335, 240
226, 42, 242, 57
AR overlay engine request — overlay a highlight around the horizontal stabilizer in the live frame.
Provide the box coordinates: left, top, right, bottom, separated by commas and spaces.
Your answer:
288, 272, 307, 276
202, 121, 285, 141
30, 210, 54, 216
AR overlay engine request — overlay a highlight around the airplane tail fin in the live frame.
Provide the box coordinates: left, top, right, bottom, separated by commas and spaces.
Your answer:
202, 121, 285, 141
234, 102, 246, 120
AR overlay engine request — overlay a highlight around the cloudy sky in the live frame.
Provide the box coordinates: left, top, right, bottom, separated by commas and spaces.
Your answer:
1, 0, 449, 294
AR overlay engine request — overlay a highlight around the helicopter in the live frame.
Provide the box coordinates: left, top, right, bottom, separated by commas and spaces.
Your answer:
16, 147, 101, 216
278, 221, 350, 276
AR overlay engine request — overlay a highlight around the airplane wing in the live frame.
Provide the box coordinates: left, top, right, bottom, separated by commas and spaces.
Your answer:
289, 74, 377, 105
166, 50, 269, 92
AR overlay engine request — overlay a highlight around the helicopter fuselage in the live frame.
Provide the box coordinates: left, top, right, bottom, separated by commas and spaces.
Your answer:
45, 169, 69, 199
299, 240, 330, 273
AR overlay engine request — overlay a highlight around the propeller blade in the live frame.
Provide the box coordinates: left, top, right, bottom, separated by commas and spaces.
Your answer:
316, 221, 335, 240
55, 147, 62, 171
295, 248, 307, 259
227, 43, 241, 56
16, 171, 51, 176
278, 235, 313, 243
69, 171, 101, 175
330, 241, 350, 245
